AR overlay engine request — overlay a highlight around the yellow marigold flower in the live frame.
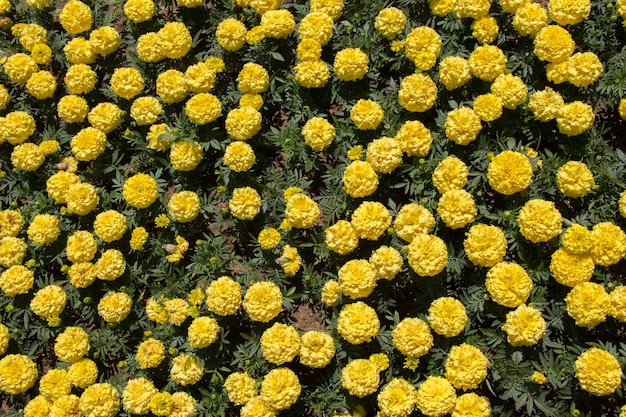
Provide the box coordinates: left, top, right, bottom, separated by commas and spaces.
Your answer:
136, 338, 165, 369
392, 317, 433, 359
79, 383, 120, 417
574, 347, 622, 396
0, 237, 27, 268
530, 371, 548, 385
351, 201, 392, 241
468, 45, 507, 82
243, 25, 264, 45
164, 298, 189, 325
95, 249, 126, 281
350, 99, 384, 130
500, 0, 530, 13
285, 193, 320, 229
337, 301, 380, 344
486, 262, 532, 308
136, 32, 163, 62
334, 48, 369, 82
487, 150, 533, 195
310, 0, 343, 20
619, 99, 626, 121
0, 354, 38, 395
548, 0, 590, 26
59, 0, 92, 34
415, 376, 457, 417
123, 173, 158, 209
444, 107, 482, 146
278, 244, 302, 276
26, 70, 56, 100
534, 25, 575, 63
321, 279, 341, 306
428, 297, 468, 337
237, 62, 270, 94
224, 141, 255, 172
513, 2, 548, 36
97, 292, 132, 323
294, 60, 331, 88
126, 227, 148, 252
11, 143, 45, 171
167, 190, 200, 223
299, 331, 335, 368
395, 120, 432, 157
302, 117, 335, 151
157, 22, 192, 60
556, 161, 594, 198
444, 344, 488, 390
3, 111, 36, 145
24, 395, 52, 417
610, 285, 626, 322
257, 228, 281, 250
550, 248, 594, 287
93, 210, 127, 243
240, 396, 275, 417
528, 87, 564, 122
566, 52, 602, 88
561, 224, 593, 255
225, 107, 262, 140
260, 368, 301, 411
39, 140, 60, 155
377, 378, 417, 417
156, 69, 189, 104
472, 93, 503, 122
325, 220, 359, 255
55, 326, 90, 363
170, 140, 203, 171
243, 281, 282, 322
455, 0, 490, 18
0, 323, 8, 355
205, 276, 242, 316
0, 85, 9, 111
502, 304, 546, 346
342, 161, 378, 198
393, 203, 435, 243
338, 259, 377, 299
150, 392, 173, 416
429, 0, 454, 15
260, 323, 300, 365
405, 26, 441, 71
123, 0, 155, 22
407, 233, 448, 277
346, 145, 363, 161
438, 56, 472, 91
217, 18, 247, 51
298, 13, 334, 47
229, 187, 261, 221
491, 74, 528, 110
27, 213, 60, 246
240, 93, 263, 110
67, 262, 97, 288
437, 189, 477, 230
63, 37, 96, 64
67, 358, 98, 389
224, 372, 258, 406
58, 94, 88, 123
184, 62, 217, 94
64, 64, 97, 95
122, 378, 157, 415
0, 264, 33, 296
66, 182, 99, 216
369, 245, 403, 281
566, 281, 611, 327
398, 73, 437, 113
187, 316, 219, 349
3, 53, 37, 84
556, 101, 594, 136
464, 224, 507, 267
31, 43, 52, 65
472, 15, 498, 44
110, 67, 144, 100
185, 93, 222, 125
89, 26, 120, 56
0, 210, 23, 240
88, 102, 123, 134
249, 0, 280, 14
590, 222, 626, 266
452, 393, 491, 417
260, 9, 295, 39
432, 156, 468, 194
341, 359, 380, 398
30, 284, 66, 319
375, 7, 406, 39
170, 392, 196, 417
518, 199, 563, 243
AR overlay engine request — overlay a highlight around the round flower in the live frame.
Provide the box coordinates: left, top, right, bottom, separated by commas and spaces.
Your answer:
557, 101, 594, 136
243, 281, 282, 322
136, 338, 165, 369
407, 233, 448, 277
258, 228, 281, 250
502, 304, 546, 346
294, 60, 331, 88
260, 323, 300, 365
518, 199, 563, 243
150, 392, 173, 416
550, 248, 594, 287
565, 282, 611, 327
428, 297, 468, 337
438, 56, 472, 90
156, 70, 189, 104
310, 0, 343, 20
0, 265, 34, 297
0, 210, 24, 239
468, 45, 507, 82
237, 62, 269, 94
188, 316, 219, 349
260, 368, 301, 411
432, 156, 468, 194
95, 249, 126, 281
338, 259, 377, 299
185, 62, 217, 93
566, 52, 602, 87
548, 0, 590, 26
55, 326, 90, 363
26, 70, 56, 100
473, 93, 503, 122
3, 54, 38, 84
455, 0, 490, 18
97, 292, 132, 323
158, 22, 192, 60
437, 189, 477, 230
444, 344, 488, 390
334, 48, 369, 81
299, 331, 335, 368
89, 26, 121, 56
337, 301, 380, 344
365, 137, 403, 174
369, 245, 403, 280
167, 191, 201, 223
562, 223, 593, 255
278, 245, 301, 276
610, 286, 626, 322
325, 220, 359, 255
88, 102, 123, 134
0, 354, 38, 395
620, 99, 626, 121
63, 37, 96, 64
378, 378, 417, 417
0, 323, 8, 355
302, 117, 335, 151
3, 111, 36, 144
66, 182, 99, 216
225, 107, 262, 141
171, 354, 204, 386
452, 393, 491, 417
513, 2, 548, 36
58, 95, 89, 124
375, 7, 407, 39
487, 150, 533, 195
591, 222, 626, 266
122, 378, 157, 415
321, 280, 341, 306
444, 107, 482, 146
224, 374, 257, 407
351, 201, 392, 241
93, 210, 127, 243
67, 358, 98, 388
205, 276, 242, 316
71, 127, 107, 162
79, 383, 120, 417
342, 161, 379, 198
240, 396, 275, 417
471, 15, 499, 44
136, 32, 163, 62
229, 187, 262, 221
394, 203, 435, 242
0, 85, 9, 111
170, 140, 203, 171
464, 224, 507, 267
24, 395, 52, 417
486, 262, 532, 308
392, 317, 433, 358
395, 120, 432, 157
405, 26, 442, 71
224, 141, 256, 172
350, 99, 384, 130
11, 143, 45, 171
185, 93, 222, 125
0, 237, 27, 268
285, 193, 320, 228
534, 25, 575, 63
65, 64, 98, 95
528, 87, 564, 122
556, 161, 594, 198
123, 173, 158, 209
298, 12, 334, 45
59, 0, 92, 34
574, 348, 622, 396
39, 369, 71, 401
67, 262, 97, 288
260, 9, 295, 38
30, 285, 66, 318
415, 376, 457, 417
110, 67, 144, 100
491, 74, 528, 110
27, 214, 60, 246
124, 0, 155, 22
341, 359, 380, 398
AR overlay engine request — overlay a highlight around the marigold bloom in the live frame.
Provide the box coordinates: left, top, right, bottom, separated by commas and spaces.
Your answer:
27, 213, 60, 246
341, 359, 380, 398
518, 199, 562, 243
338, 259, 377, 299
224, 372, 257, 406
468, 45, 507, 82
377, 378, 417, 417
574, 348, 622, 396
3, 111, 36, 145
437, 189, 477, 230
170, 140, 203, 171
187, 316, 219, 349
439, 56, 473, 91
395, 120, 432, 157
337, 301, 380, 344
98, 292, 132, 323
513, 2, 548, 36
557, 101, 594, 136
298, 12, 334, 46
502, 304, 546, 346
224, 141, 255, 172
350, 99, 384, 130
351, 201, 392, 241
405, 26, 441, 71
321, 279, 342, 306
55, 326, 90, 363
0, 265, 34, 297
375, 7, 407, 39
566, 52, 602, 88
3, 53, 38, 84
455, 0, 490, 18
415, 376, 457, 417
122, 378, 157, 415
110, 67, 144, 100
237, 62, 269, 94
528, 87, 564, 122
0, 354, 38, 395
240, 396, 274, 417
565, 282, 610, 327
123, 173, 158, 209
294, 60, 331, 88
260, 9, 295, 38
156, 69, 189, 104
260, 323, 300, 365
30, 285, 67, 319
185, 93, 222, 125
550, 248, 594, 287
171, 354, 204, 386
486, 262, 532, 308
136, 338, 165, 369
65, 64, 98, 95
334, 48, 369, 81
428, 297, 468, 337
302, 117, 335, 151
89, 26, 120, 56
369, 245, 403, 280
394, 203, 435, 243
26, 70, 56, 100
590, 222, 626, 266
67, 262, 97, 288
24, 395, 52, 417
432, 156, 468, 194
229, 187, 262, 221
310, 0, 343, 20
407, 233, 448, 277
136, 32, 163, 62
491, 74, 527, 110
392, 317, 433, 358
452, 393, 491, 417
444, 107, 482, 146
534, 25, 575, 63
487, 150, 533, 195
66, 183, 99, 216
58, 95, 89, 124
0, 237, 27, 268
124, 0, 155, 22
243, 281, 282, 322
278, 244, 302, 276
95, 249, 126, 281
79, 383, 120, 417
299, 331, 335, 368
206, 276, 242, 316
225, 107, 262, 140
64, 37, 96, 64
472, 16, 499, 44
39, 369, 72, 401
445, 344, 488, 391
0, 210, 23, 240
561, 224, 593, 255
158, 22, 192, 60
59, 0, 92, 34
548, 0, 590, 26
11, 143, 45, 171
464, 224, 507, 267
88, 102, 123, 134
260, 368, 301, 411
325, 220, 359, 255
555, 161, 594, 198
473, 93, 503, 122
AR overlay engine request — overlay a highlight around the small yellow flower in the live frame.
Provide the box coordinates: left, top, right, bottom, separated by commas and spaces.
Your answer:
347, 145, 363, 161
155, 214, 171, 228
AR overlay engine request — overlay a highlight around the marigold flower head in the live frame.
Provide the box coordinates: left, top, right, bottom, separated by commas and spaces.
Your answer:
405, 26, 442, 71
445, 344, 488, 390
395, 120, 432, 157
377, 378, 417, 417
299, 331, 335, 368
325, 220, 359, 255
561, 224, 593, 255
97, 292, 132, 323
415, 376, 457, 417
229, 187, 262, 221
243, 281, 282, 322
188, 316, 219, 349
302, 117, 335, 151
534, 25, 575, 63
55, 326, 90, 363
298, 12, 334, 46
11, 143, 45, 171
375, 7, 407, 39
550, 248, 594, 287
260, 9, 295, 39
156, 69, 189, 104
79, 383, 120, 417
451, 393, 491, 417
24, 395, 53, 417
468, 45, 507, 82
337, 259, 376, 299
240, 93, 264, 110
171, 354, 204, 386
369, 245, 403, 280
3, 53, 38, 84
337, 301, 380, 344
186, 93, 222, 125
158, 22, 192, 60
110, 67, 144, 100
556, 161, 594, 198
502, 304, 546, 346
3, 111, 36, 145
548, 0, 591, 26
565, 282, 610, 327
59, 0, 92, 34
95, 249, 126, 281
472, 93, 503, 122
226, 106, 262, 141
67, 262, 97, 288
224, 372, 258, 406
185, 62, 217, 94
136, 338, 165, 369
574, 348, 622, 396
590, 222, 626, 266
89, 26, 120, 56
351, 201, 392, 241
472, 15, 499, 44
393, 203, 435, 243
350, 99, 384, 130
237, 62, 270, 94
260, 323, 300, 365
310, 0, 343, 20
491, 74, 528, 110
334, 48, 369, 81
206, 276, 242, 316
341, 359, 380, 398
428, 297, 468, 337
487, 150, 533, 195
566, 52, 602, 88
260, 368, 301, 411
392, 317, 433, 358
137, 32, 164, 62
556, 101, 594, 136
444, 107, 482, 146
258, 228, 281, 250
407, 233, 448, 277
26, 70, 56, 100
57, 95, 89, 124
321, 279, 341, 306
518, 199, 562, 243
512, 2, 548, 36
30, 284, 67, 319
88, 102, 123, 134
528, 87, 564, 122
150, 392, 173, 416
398, 73, 438, 113
170, 140, 203, 171
64, 37, 96, 64
27, 213, 60, 246
486, 262, 532, 308
122, 378, 157, 415
0, 210, 23, 240
0, 354, 38, 395
240, 396, 275, 417
437, 189, 477, 230
455, 0, 490, 18
0, 237, 27, 268
294, 60, 331, 88
432, 155, 468, 194
124, 0, 155, 22
65, 64, 98, 95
